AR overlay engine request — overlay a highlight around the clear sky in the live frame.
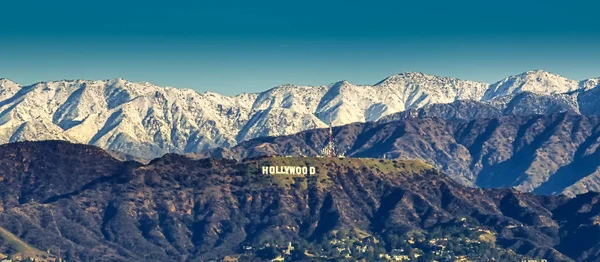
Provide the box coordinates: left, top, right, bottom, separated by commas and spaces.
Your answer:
1, 0, 599, 95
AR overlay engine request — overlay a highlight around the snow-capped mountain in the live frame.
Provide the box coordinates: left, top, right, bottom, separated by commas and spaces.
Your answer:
482, 70, 581, 100
0, 78, 257, 157
0, 78, 21, 101
314, 73, 489, 126
0, 70, 598, 158
380, 91, 581, 123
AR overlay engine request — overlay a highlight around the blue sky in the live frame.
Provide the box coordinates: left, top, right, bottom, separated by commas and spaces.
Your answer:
1, 0, 599, 95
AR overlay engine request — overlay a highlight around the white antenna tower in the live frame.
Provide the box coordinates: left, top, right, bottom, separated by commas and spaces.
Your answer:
320, 112, 341, 158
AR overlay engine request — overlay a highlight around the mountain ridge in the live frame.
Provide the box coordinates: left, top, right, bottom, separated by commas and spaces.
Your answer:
205, 113, 600, 197
3, 141, 600, 261
1, 70, 600, 160
4, 70, 598, 99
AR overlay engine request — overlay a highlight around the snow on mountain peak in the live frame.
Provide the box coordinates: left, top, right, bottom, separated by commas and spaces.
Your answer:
375, 72, 489, 109
0, 71, 598, 159
0, 78, 20, 87
482, 70, 580, 100
338, 80, 353, 84
581, 78, 600, 91
0, 78, 22, 101
395, 72, 431, 78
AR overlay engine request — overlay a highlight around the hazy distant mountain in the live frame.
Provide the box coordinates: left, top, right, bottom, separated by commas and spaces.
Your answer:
4, 141, 600, 261
0, 70, 598, 159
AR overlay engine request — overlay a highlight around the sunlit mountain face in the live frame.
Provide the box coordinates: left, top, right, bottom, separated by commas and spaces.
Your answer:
0, 70, 598, 160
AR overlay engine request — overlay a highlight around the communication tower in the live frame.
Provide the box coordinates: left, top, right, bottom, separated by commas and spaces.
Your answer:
320, 113, 338, 157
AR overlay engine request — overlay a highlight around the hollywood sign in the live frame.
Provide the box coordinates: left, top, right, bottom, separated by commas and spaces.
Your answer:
261, 165, 316, 175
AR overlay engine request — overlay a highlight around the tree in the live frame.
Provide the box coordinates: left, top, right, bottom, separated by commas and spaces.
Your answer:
290, 248, 309, 261
363, 249, 376, 261
386, 234, 400, 249
418, 252, 434, 262
257, 246, 279, 260
375, 246, 387, 255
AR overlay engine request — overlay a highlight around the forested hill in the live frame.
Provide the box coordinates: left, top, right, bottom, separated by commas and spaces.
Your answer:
0, 141, 599, 261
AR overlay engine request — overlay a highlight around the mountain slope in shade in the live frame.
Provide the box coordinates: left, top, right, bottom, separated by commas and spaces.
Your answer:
577, 78, 600, 115
213, 113, 600, 196
4, 141, 600, 261
1, 70, 599, 159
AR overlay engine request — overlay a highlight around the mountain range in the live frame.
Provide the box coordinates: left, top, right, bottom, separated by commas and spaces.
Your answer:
204, 113, 600, 197
2, 70, 599, 159
2, 141, 600, 261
